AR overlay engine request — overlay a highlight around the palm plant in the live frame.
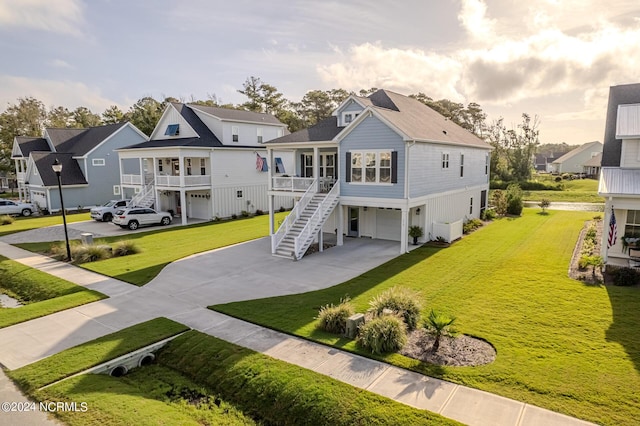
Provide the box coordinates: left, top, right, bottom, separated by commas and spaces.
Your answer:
424, 309, 456, 353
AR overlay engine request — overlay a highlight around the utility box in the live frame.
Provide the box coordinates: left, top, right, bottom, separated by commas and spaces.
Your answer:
80, 233, 94, 245
345, 313, 365, 339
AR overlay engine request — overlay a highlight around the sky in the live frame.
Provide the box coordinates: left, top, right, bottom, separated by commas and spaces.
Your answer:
1, 0, 640, 145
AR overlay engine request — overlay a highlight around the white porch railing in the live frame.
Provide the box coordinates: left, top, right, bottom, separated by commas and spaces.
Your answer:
272, 177, 315, 192
294, 182, 340, 259
16, 172, 25, 182
156, 175, 211, 187
122, 174, 143, 185
271, 178, 317, 254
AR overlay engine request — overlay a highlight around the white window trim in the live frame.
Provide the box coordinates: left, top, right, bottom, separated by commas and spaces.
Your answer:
485, 153, 489, 175
232, 126, 239, 142
92, 158, 105, 166
349, 149, 393, 186
113, 185, 121, 196
257, 128, 263, 143
460, 153, 465, 178
442, 152, 450, 169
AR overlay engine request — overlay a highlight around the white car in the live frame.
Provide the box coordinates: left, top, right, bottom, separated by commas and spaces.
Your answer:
112, 207, 172, 230
90, 199, 131, 222
0, 200, 37, 216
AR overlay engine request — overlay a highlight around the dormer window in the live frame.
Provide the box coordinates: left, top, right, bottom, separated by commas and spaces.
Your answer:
344, 113, 353, 124
257, 128, 263, 143
165, 124, 180, 136
232, 126, 239, 142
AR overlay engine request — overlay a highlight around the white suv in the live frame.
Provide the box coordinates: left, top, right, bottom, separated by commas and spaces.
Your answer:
112, 207, 172, 230
0, 200, 37, 216
90, 199, 130, 222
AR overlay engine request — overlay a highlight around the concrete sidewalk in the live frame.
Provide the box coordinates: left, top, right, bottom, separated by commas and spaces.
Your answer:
0, 240, 595, 426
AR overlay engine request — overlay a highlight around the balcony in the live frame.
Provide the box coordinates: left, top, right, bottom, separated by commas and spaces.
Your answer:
157, 175, 211, 187
272, 177, 315, 192
121, 174, 143, 185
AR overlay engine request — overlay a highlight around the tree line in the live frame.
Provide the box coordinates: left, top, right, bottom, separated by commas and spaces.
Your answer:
0, 76, 545, 180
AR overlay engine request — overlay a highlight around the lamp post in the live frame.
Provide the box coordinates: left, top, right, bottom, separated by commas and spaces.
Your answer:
52, 159, 72, 262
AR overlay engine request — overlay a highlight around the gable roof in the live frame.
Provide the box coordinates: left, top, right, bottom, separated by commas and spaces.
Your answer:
602, 83, 640, 167
124, 103, 223, 149
267, 89, 489, 149
46, 122, 128, 156
30, 152, 87, 186
583, 152, 602, 167
551, 141, 602, 164
14, 137, 50, 158
188, 104, 285, 126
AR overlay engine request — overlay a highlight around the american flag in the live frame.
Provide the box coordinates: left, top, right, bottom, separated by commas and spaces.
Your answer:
256, 153, 265, 172
608, 208, 617, 248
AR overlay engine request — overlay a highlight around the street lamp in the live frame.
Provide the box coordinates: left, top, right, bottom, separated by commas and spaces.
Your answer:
52, 159, 72, 262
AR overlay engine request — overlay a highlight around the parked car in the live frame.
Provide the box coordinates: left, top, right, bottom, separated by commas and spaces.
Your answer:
90, 199, 131, 222
0, 200, 36, 216
112, 207, 172, 230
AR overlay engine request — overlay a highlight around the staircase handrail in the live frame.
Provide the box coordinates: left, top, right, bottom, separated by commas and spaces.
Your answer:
294, 182, 340, 259
271, 178, 317, 253
129, 178, 155, 208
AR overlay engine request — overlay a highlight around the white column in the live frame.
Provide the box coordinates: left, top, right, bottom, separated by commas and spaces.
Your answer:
400, 207, 409, 254
313, 146, 319, 192
267, 148, 274, 191
337, 203, 344, 246
178, 153, 185, 187
180, 189, 187, 225
268, 195, 275, 235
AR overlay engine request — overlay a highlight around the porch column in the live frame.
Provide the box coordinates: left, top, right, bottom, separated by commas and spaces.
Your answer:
267, 148, 273, 191
178, 153, 185, 187
400, 207, 409, 254
180, 189, 187, 226
313, 146, 319, 192
138, 157, 144, 184
337, 203, 344, 246
268, 195, 275, 235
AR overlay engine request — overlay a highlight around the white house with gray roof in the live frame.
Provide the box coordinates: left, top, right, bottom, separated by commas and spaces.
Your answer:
265, 89, 492, 259
117, 103, 294, 225
11, 122, 148, 212
599, 83, 640, 266
549, 141, 602, 174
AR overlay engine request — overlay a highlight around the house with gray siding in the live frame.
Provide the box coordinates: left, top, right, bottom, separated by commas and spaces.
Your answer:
11, 122, 148, 212
266, 89, 492, 259
549, 141, 602, 174
599, 83, 640, 266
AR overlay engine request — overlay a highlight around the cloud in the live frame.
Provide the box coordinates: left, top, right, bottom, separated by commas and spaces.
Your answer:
0, 75, 123, 113
48, 59, 73, 69
317, 42, 463, 101
0, 0, 84, 36
458, 0, 496, 41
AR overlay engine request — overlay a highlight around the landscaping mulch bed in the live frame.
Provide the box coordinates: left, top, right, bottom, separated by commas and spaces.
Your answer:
569, 219, 604, 284
400, 329, 496, 367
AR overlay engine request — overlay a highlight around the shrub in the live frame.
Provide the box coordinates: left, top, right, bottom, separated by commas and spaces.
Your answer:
241, 210, 250, 218
538, 198, 550, 213
50, 241, 79, 261
368, 286, 422, 330
481, 208, 496, 221
255, 209, 264, 216
607, 266, 640, 286
0, 215, 14, 225
73, 244, 110, 264
112, 240, 141, 257
491, 190, 508, 216
231, 214, 238, 220
316, 297, 355, 334
463, 218, 483, 234
593, 215, 602, 221
357, 315, 407, 354
279, 206, 285, 213
506, 183, 523, 216
554, 176, 562, 182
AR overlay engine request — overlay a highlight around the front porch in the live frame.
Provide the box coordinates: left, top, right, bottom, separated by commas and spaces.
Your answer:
267, 145, 338, 195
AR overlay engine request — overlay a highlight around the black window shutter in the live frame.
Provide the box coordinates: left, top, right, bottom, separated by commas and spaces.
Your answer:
345, 152, 351, 182
334, 154, 338, 179
300, 154, 305, 177
391, 151, 398, 183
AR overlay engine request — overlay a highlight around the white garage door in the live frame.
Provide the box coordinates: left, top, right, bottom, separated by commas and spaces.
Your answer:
31, 190, 47, 210
376, 208, 401, 241
188, 194, 210, 219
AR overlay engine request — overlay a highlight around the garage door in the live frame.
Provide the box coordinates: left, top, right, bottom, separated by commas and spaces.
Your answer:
189, 194, 210, 219
376, 208, 401, 241
31, 190, 47, 210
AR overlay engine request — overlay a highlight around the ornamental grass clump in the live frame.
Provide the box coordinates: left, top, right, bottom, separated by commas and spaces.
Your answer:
357, 314, 407, 354
317, 297, 354, 334
113, 240, 141, 257
74, 244, 110, 264
0, 215, 14, 225
368, 286, 422, 330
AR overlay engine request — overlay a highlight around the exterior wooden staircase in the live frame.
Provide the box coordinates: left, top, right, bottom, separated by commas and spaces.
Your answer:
272, 181, 339, 260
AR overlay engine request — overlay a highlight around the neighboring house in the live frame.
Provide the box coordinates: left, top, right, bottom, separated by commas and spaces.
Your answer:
583, 152, 602, 178
265, 89, 492, 259
117, 103, 294, 225
599, 83, 640, 266
534, 154, 559, 173
11, 123, 148, 212
549, 141, 603, 174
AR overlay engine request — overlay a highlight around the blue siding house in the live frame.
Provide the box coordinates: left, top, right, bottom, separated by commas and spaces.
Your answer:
266, 89, 492, 259
11, 122, 148, 212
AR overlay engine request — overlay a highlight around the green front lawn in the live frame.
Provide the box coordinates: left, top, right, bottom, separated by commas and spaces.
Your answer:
0, 213, 91, 237
17, 213, 286, 286
0, 255, 106, 328
212, 209, 640, 425
524, 175, 603, 202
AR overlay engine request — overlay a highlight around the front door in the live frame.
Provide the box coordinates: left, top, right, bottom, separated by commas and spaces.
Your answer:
348, 207, 359, 237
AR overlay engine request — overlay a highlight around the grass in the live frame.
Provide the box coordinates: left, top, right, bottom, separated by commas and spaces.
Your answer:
212, 209, 640, 425
0, 213, 90, 237
8, 317, 188, 391
524, 175, 603, 203
0, 255, 106, 328
16, 212, 287, 286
